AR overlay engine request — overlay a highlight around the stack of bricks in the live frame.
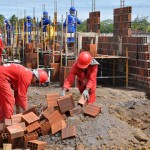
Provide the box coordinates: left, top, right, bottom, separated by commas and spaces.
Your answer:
50, 63, 60, 82
87, 11, 100, 33
0, 93, 101, 149
113, 6, 132, 36
98, 36, 119, 55
85, 44, 97, 57
25, 43, 37, 69
122, 36, 150, 89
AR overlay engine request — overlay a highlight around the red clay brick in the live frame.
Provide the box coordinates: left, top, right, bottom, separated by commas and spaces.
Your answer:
69, 105, 83, 117
62, 125, 76, 140
11, 114, 22, 124
78, 95, 87, 107
18, 122, 26, 132
6, 124, 24, 139
22, 112, 40, 125
83, 104, 101, 117
47, 110, 62, 125
27, 140, 47, 150
46, 93, 60, 107
26, 121, 41, 133
8, 137, 23, 149
0, 123, 4, 132
42, 107, 54, 119
4, 119, 12, 127
22, 106, 39, 116
24, 133, 38, 148
86, 44, 97, 52
40, 121, 51, 135
57, 95, 75, 113
51, 120, 66, 135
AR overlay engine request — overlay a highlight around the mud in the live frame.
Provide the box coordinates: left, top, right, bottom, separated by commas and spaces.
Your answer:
27, 84, 150, 149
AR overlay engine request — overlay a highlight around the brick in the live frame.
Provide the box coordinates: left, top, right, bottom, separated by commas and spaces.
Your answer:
86, 44, 97, 51
57, 95, 75, 113
89, 51, 97, 57
6, 124, 24, 139
22, 112, 40, 125
24, 133, 38, 148
8, 137, 23, 149
62, 125, 76, 140
50, 63, 60, 82
18, 122, 26, 132
78, 95, 87, 107
0, 123, 4, 132
83, 104, 101, 117
26, 121, 41, 133
46, 93, 59, 107
51, 119, 66, 135
69, 105, 83, 117
47, 110, 62, 125
22, 106, 39, 116
42, 107, 54, 119
40, 121, 51, 135
11, 114, 22, 124
61, 114, 67, 120
4, 119, 12, 127
27, 140, 47, 150
89, 11, 100, 18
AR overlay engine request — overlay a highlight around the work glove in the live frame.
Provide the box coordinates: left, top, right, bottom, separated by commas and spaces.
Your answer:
82, 89, 89, 100
60, 89, 66, 96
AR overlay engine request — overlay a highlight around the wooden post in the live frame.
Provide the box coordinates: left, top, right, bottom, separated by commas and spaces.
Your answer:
113, 51, 115, 85
126, 47, 128, 87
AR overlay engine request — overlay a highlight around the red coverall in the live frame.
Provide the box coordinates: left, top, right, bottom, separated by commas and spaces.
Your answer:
0, 38, 4, 63
0, 64, 33, 122
63, 62, 98, 103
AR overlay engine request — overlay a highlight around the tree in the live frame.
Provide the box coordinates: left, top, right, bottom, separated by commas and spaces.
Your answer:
132, 16, 149, 32
0, 14, 5, 28
100, 19, 113, 33
77, 20, 87, 32
9, 15, 18, 26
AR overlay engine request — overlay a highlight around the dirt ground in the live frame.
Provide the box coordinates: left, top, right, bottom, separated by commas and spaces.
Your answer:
27, 84, 150, 150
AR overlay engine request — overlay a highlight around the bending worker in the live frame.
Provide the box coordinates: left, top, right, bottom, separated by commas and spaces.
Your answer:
0, 63, 48, 122
60, 51, 99, 103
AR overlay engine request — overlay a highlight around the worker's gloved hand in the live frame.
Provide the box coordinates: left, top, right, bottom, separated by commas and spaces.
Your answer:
60, 88, 66, 96
82, 89, 89, 100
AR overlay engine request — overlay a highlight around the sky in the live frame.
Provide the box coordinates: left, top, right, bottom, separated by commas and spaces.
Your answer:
0, 0, 149, 22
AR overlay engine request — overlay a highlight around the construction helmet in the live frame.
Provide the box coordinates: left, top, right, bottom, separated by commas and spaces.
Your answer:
77, 51, 92, 69
4, 19, 8, 24
70, 6, 76, 15
43, 11, 48, 15
32, 69, 48, 83
27, 16, 31, 20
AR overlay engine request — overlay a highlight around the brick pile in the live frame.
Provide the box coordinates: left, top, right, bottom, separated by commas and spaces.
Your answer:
87, 11, 100, 33
122, 36, 150, 89
113, 6, 132, 36
24, 43, 37, 69
0, 93, 101, 149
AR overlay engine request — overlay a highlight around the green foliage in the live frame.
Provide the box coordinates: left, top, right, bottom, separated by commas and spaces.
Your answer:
77, 20, 87, 32
9, 15, 18, 26
132, 16, 150, 32
0, 14, 5, 28
100, 19, 113, 33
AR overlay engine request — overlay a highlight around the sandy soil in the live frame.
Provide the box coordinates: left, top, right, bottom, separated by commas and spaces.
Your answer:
27, 84, 150, 150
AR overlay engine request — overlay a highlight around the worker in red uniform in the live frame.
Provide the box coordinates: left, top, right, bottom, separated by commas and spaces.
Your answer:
0, 38, 4, 65
60, 51, 99, 103
0, 63, 48, 122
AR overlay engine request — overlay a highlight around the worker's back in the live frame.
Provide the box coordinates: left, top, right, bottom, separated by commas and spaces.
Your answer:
0, 64, 32, 90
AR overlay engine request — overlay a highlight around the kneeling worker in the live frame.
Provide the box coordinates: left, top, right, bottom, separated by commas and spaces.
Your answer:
0, 63, 48, 122
60, 51, 99, 103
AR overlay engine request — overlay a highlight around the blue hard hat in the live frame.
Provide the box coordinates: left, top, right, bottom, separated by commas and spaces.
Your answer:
27, 16, 31, 20
70, 6, 76, 12
4, 19, 8, 23
43, 11, 48, 15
